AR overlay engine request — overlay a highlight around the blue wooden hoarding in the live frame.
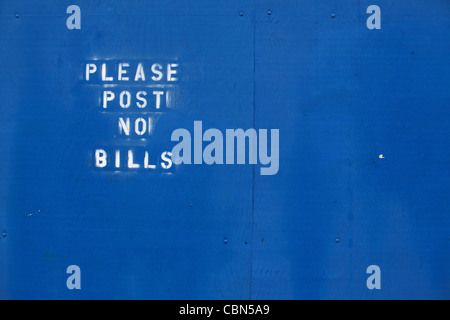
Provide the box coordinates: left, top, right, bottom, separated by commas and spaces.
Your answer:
0, 0, 449, 299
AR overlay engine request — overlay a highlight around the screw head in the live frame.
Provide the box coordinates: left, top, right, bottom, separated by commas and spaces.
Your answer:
267, 10, 272, 15
15, 13, 19, 18
239, 11, 244, 16
331, 13, 336, 19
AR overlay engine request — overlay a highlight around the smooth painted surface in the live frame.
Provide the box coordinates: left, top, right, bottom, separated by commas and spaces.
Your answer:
0, 1, 449, 299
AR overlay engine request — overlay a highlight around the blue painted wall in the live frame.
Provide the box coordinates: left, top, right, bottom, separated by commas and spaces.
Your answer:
0, 0, 449, 299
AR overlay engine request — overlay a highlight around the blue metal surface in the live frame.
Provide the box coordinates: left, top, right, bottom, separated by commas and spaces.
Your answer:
0, 0, 449, 299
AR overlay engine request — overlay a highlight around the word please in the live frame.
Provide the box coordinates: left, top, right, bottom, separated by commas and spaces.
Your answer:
85, 62, 179, 82
171, 121, 279, 175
